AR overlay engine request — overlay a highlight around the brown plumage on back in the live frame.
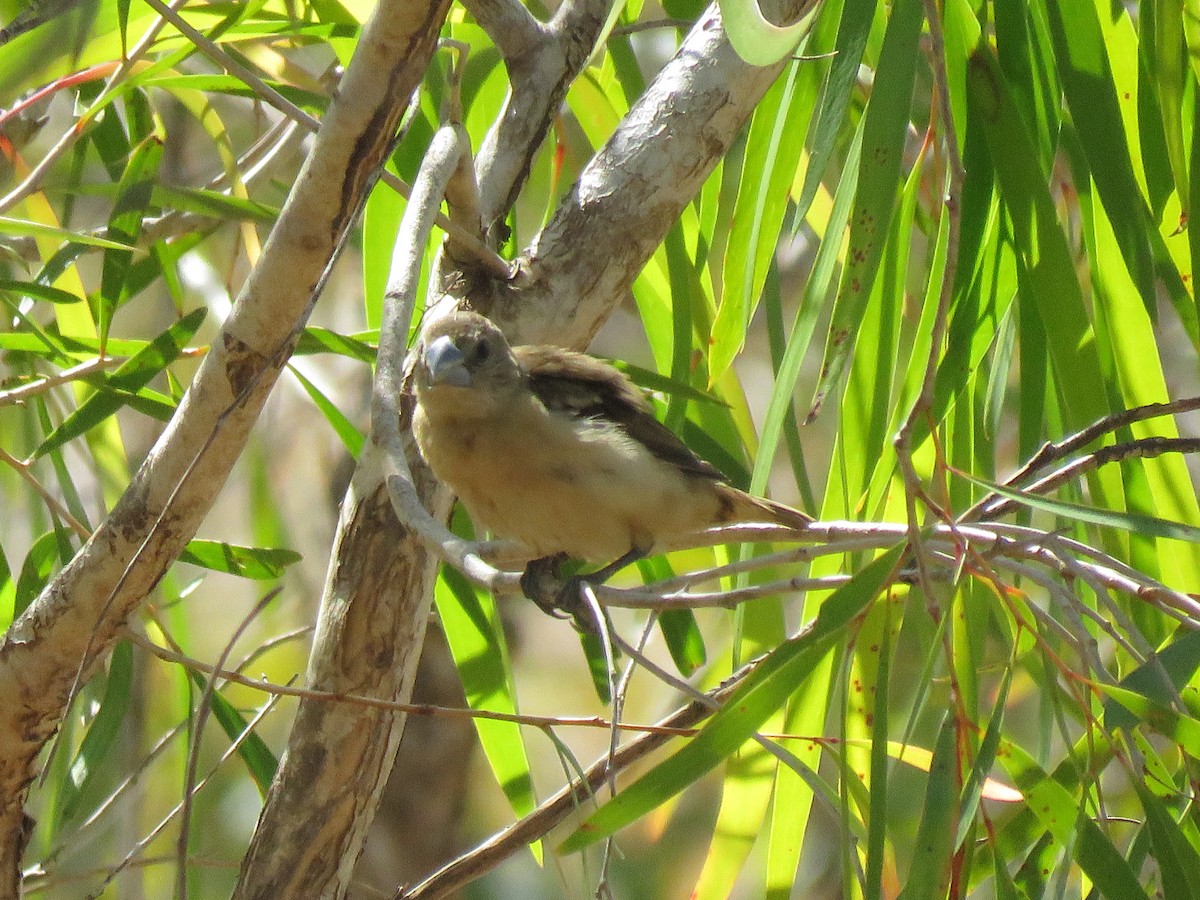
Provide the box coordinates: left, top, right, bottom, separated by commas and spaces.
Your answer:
412, 311, 811, 601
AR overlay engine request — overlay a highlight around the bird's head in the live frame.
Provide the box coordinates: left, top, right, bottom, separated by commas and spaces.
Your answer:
414, 311, 523, 416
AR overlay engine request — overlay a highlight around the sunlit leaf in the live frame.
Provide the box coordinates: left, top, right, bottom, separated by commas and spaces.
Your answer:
35, 307, 206, 458
717, 0, 819, 66
0, 216, 131, 251
179, 541, 302, 580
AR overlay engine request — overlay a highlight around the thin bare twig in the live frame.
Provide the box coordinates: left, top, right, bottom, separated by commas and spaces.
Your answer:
970, 436, 1200, 520
176, 589, 280, 900
22, 854, 238, 895
0, 447, 91, 539
124, 627, 699, 736
85, 688, 290, 899
968, 396, 1200, 516
232, 625, 313, 674
33, 721, 190, 877
0, 357, 123, 407
597, 574, 855, 609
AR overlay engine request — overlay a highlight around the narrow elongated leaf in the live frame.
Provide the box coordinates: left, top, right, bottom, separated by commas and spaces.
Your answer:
14, 531, 65, 618
1145, 0, 1189, 216
862, 588, 895, 900
0, 280, 83, 304
691, 738, 777, 898
288, 364, 365, 458
1072, 811, 1153, 900
0, 216, 131, 250
992, 0, 1060, 170
35, 307, 206, 458
58, 641, 133, 822
434, 557, 537, 844
610, 360, 727, 407
1099, 683, 1200, 751
0, 332, 166, 358
897, 715, 957, 900
713, 55, 816, 383
294, 327, 378, 363
955, 667, 1014, 847
179, 541, 301, 580
636, 554, 707, 675
1000, 738, 1151, 900
964, 472, 1200, 543
1134, 778, 1200, 900
0, 545, 14, 631
186, 669, 279, 795
757, 119, 863, 494
152, 185, 278, 222
1040, 0, 1157, 310
99, 136, 164, 343
809, 0, 923, 418
138, 73, 329, 111
1104, 631, 1200, 731
966, 45, 1112, 431
792, 0, 877, 223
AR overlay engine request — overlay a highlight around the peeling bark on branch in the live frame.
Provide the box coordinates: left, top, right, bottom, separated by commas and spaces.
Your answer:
0, 0, 451, 894
233, 461, 447, 898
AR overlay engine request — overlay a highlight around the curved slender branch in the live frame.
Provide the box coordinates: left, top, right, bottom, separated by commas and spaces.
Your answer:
962, 397, 1200, 519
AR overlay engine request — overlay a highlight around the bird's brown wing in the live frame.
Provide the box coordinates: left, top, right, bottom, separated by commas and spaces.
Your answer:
515, 346, 727, 483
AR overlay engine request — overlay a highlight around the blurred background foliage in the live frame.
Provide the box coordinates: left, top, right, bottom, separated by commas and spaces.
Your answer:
1, 0, 1199, 897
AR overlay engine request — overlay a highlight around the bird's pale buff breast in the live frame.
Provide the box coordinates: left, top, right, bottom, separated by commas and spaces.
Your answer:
414, 398, 721, 560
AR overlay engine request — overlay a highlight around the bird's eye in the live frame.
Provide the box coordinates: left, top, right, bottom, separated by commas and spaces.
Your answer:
474, 340, 491, 362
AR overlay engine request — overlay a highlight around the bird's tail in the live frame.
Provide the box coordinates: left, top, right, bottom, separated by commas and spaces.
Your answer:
715, 484, 813, 532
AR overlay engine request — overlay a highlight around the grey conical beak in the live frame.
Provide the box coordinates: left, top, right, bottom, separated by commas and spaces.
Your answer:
423, 335, 471, 387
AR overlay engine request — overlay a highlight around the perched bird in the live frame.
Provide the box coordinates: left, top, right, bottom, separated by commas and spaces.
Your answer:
412, 311, 812, 617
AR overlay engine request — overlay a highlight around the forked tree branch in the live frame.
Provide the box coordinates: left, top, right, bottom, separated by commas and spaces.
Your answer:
480, 0, 819, 347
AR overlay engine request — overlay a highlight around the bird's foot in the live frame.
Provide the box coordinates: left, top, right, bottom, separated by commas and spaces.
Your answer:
521, 546, 649, 634
519, 554, 607, 634
520, 554, 572, 620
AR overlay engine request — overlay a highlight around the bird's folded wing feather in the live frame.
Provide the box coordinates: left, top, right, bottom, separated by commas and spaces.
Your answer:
515, 346, 727, 483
